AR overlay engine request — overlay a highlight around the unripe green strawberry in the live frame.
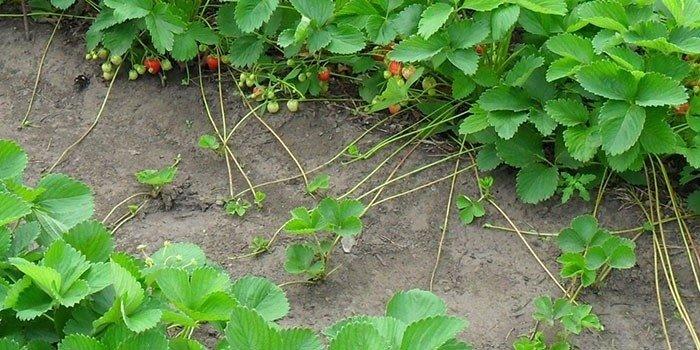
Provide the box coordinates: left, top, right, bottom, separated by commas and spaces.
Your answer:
128, 70, 138, 80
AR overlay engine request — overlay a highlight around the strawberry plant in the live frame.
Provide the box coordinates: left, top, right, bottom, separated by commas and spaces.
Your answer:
283, 197, 365, 280
0, 138, 472, 348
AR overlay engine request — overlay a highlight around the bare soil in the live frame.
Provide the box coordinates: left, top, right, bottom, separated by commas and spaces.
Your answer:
1, 19, 698, 349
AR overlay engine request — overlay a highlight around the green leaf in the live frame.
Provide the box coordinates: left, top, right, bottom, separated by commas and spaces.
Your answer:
33, 174, 94, 240
400, 316, 467, 350
478, 86, 531, 111
461, 0, 504, 11
327, 24, 366, 54
476, 145, 502, 171
225, 306, 282, 348
598, 100, 646, 156
386, 289, 446, 324
229, 35, 266, 67
116, 328, 168, 350
366, 15, 397, 45
284, 244, 324, 276
171, 22, 219, 61
198, 134, 220, 150
456, 196, 485, 224
231, 275, 289, 321
0, 192, 31, 226
135, 165, 177, 187
447, 49, 479, 76
103, 0, 152, 22
317, 198, 365, 237
389, 35, 447, 62
390, 4, 423, 36
59, 334, 106, 350
458, 108, 489, 135
563, 125, 601, 162
557, 215, 607, 253
290, 0, 333, 24
217, 3, 242, 37
635, 73, 688, 107
546, 57, 582, 81
280, 328, 323, 350
169, 339, 206, 350
142, 242, 206, 276
503, 54, 544, 87
495, 128, 544, 168
576, 61, 637, 101
487, 110, 529, 139
490, 5, 520, 40
545, 33, 595, 63
64, 220, 114, 263
661, 0, 700, 27
575, 0, 628, 32
418, 3, 453, 39
328, 322, 385, 350
284, 207, 322, 234
0, 140, 27, 180
145, 3, 185, 54
513, 0, 567, 15
235, 0, 279, 32
447, 19, 489, 49
639, 111, 677, 154
102, 21, 140, 57
307, 174, 330, 194
545, 98, 589, 126
516, 164, 558, 204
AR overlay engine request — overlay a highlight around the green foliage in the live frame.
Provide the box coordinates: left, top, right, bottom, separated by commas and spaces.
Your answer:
135, 156, 179, 190
307, 173, 330, 194
455, 195, 486, 225
0, 139, 470, 349
283, 197, 365, 279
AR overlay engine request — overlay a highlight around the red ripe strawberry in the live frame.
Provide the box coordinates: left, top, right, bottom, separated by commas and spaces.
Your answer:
675, 103, 690, 116
475, 44, 485, 56
388, 61, 402, 76
205, 55, 219, 70
143, 58, 161, 74
388, 104, 401, 115
318, 67, 331, 82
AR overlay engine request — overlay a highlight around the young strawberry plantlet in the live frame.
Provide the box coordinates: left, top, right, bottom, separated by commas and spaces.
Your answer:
135, 156, 180, 194
283, 197, 365, 280
225, 198, 251, 217
306, 173, 330, 194
559, 172, 596, 204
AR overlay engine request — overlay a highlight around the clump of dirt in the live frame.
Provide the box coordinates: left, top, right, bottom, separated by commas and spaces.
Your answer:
0, 19, 697, 349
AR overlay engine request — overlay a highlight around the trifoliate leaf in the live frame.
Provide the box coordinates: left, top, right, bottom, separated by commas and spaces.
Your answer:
447, 49, 479, 76
317, 198, 365, 237
487, 110, 529, 139
135, 165, 177, 187
284, 207, 323, 234
558, 215, 608, 253
456, 196, 486, 225
171, 22, 219, 61
145, 3, 185, 54
516, 163, 559, 204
